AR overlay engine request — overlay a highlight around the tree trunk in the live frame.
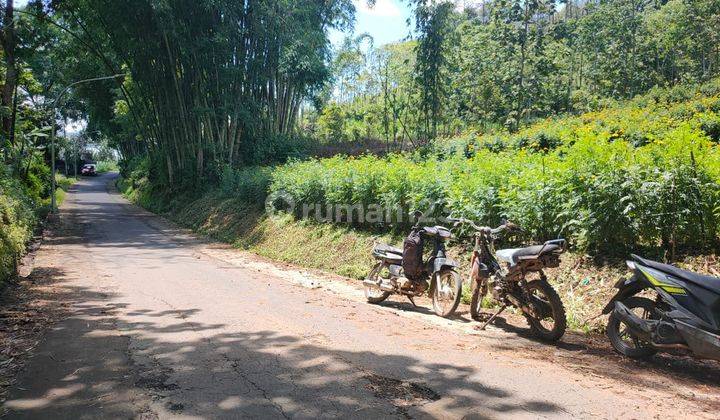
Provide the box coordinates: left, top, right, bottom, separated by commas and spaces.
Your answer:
1, 0, 16, 145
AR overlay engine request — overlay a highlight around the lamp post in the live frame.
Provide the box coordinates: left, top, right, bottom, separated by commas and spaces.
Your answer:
49, 74, 124, 214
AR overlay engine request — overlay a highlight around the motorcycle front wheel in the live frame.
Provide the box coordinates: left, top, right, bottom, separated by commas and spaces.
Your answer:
524, 280, 567, 342
469, 279, 488, 320
365, 262, 391, 304
432, 269, 462, 318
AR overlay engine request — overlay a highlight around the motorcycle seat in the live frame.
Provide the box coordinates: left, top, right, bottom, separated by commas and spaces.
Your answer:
421, 226, 452, 239
632, 254, 720, 292
372, 244, 404, 263
497, 242, 562, 266
374, 243, 403, 255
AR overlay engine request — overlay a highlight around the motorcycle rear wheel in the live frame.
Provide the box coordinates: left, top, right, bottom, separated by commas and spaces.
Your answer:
524, 280, 567, 342
365, 262, 391, 304
607, 297, 658, 358
432, 269, 462, 318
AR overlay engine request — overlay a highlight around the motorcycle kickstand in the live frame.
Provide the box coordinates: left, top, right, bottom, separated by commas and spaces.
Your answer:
407, 296, 417, 307
477, 305, 507, 330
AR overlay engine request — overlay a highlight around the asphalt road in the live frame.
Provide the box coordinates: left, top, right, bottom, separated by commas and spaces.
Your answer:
2, 174, 716, 419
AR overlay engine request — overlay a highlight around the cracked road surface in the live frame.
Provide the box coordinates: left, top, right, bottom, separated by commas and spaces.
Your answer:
3, 174, 718, 419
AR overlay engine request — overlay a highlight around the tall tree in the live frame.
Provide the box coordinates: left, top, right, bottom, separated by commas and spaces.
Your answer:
0, 0, 17, 149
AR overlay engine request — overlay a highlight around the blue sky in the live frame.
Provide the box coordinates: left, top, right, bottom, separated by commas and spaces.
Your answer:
16, 0, 412, 47
330, 0, 414, 47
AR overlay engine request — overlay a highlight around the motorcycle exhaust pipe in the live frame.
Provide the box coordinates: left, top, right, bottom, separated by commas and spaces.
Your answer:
674, 320, 720, 361
506, 294, 535, 317
363, 279, 395, 292
613, 301, 653, 341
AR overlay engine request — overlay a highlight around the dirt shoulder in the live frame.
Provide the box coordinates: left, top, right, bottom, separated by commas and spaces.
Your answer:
0, 211, 84, 407
196, 242, 720, 414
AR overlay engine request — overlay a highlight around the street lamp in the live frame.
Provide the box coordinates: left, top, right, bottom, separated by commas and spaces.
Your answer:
49, 74, 124, 214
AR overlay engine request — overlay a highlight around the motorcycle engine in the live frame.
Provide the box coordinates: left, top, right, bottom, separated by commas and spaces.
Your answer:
653, 321, 682, 345
489, 274, 506, 301
398, 277, 429, 293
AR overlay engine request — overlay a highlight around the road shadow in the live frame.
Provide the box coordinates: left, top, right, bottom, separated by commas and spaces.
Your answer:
3, 277, 566, 419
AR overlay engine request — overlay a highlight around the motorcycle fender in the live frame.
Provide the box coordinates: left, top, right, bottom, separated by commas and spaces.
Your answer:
433, 257, 458, 273
602, 274, 648, 314
429, 258, 458, 296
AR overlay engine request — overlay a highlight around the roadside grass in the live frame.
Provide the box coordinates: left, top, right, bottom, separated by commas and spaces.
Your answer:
96, 161, 119, 173
169, 191, 400, 280
55, 174, 75, 192
38, 175, 76, 217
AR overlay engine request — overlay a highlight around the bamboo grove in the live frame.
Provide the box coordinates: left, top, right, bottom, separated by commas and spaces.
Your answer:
47, 0, 355, 186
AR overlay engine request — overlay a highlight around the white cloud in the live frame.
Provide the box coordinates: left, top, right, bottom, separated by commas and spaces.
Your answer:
354, 0, 402, 17
453, 0, 488, 12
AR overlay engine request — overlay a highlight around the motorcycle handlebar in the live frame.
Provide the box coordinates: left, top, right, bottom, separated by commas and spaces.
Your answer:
448, 217, 483, 231
447, 217, 521, 236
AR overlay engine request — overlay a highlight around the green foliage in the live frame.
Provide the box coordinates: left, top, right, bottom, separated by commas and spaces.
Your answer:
317, 103, 347, 142
318, 0, 720, 146
247, 133, 313, 165
54, 174, 75, 192
47, 0, 355, 184
96, 161, 119, 173
219, 165, 272, 204
270, 84, 720, 255
413, 1, 458, 141
0, 166, 37, 283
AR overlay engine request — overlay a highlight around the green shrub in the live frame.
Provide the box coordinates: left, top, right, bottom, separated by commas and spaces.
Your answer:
266, 86, 720, 255
219, 165, 272, 203
96, 161, 119, 173
248, 133, 312, 165
698, 112, 720, 142
0, 166, 37, 283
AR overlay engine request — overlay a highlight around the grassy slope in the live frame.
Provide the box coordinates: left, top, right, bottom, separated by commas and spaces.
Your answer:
120, 183, 398, 280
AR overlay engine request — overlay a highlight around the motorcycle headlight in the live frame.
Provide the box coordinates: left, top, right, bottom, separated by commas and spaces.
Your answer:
626, 260, 636, 271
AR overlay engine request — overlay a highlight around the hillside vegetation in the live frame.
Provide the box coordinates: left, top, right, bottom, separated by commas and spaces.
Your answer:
272, 80, 720, 256
0, 170, 36, 283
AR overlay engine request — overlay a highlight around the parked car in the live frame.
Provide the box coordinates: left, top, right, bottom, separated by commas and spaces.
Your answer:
81, 164, 97, 176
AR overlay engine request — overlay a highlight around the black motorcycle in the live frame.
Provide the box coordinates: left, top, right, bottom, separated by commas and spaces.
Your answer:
603, 254, 720, 361
452, 218, 568, 342
363, 218, 463, 318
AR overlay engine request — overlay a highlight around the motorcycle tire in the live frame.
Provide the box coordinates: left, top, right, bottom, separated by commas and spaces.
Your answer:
607, 296, 658, 359
432, 269, 462, 318
524, 280, 567, 342
365, 262, 391, 304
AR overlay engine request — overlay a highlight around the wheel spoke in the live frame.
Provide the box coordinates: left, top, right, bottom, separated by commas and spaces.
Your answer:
618, 326, 628, 338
